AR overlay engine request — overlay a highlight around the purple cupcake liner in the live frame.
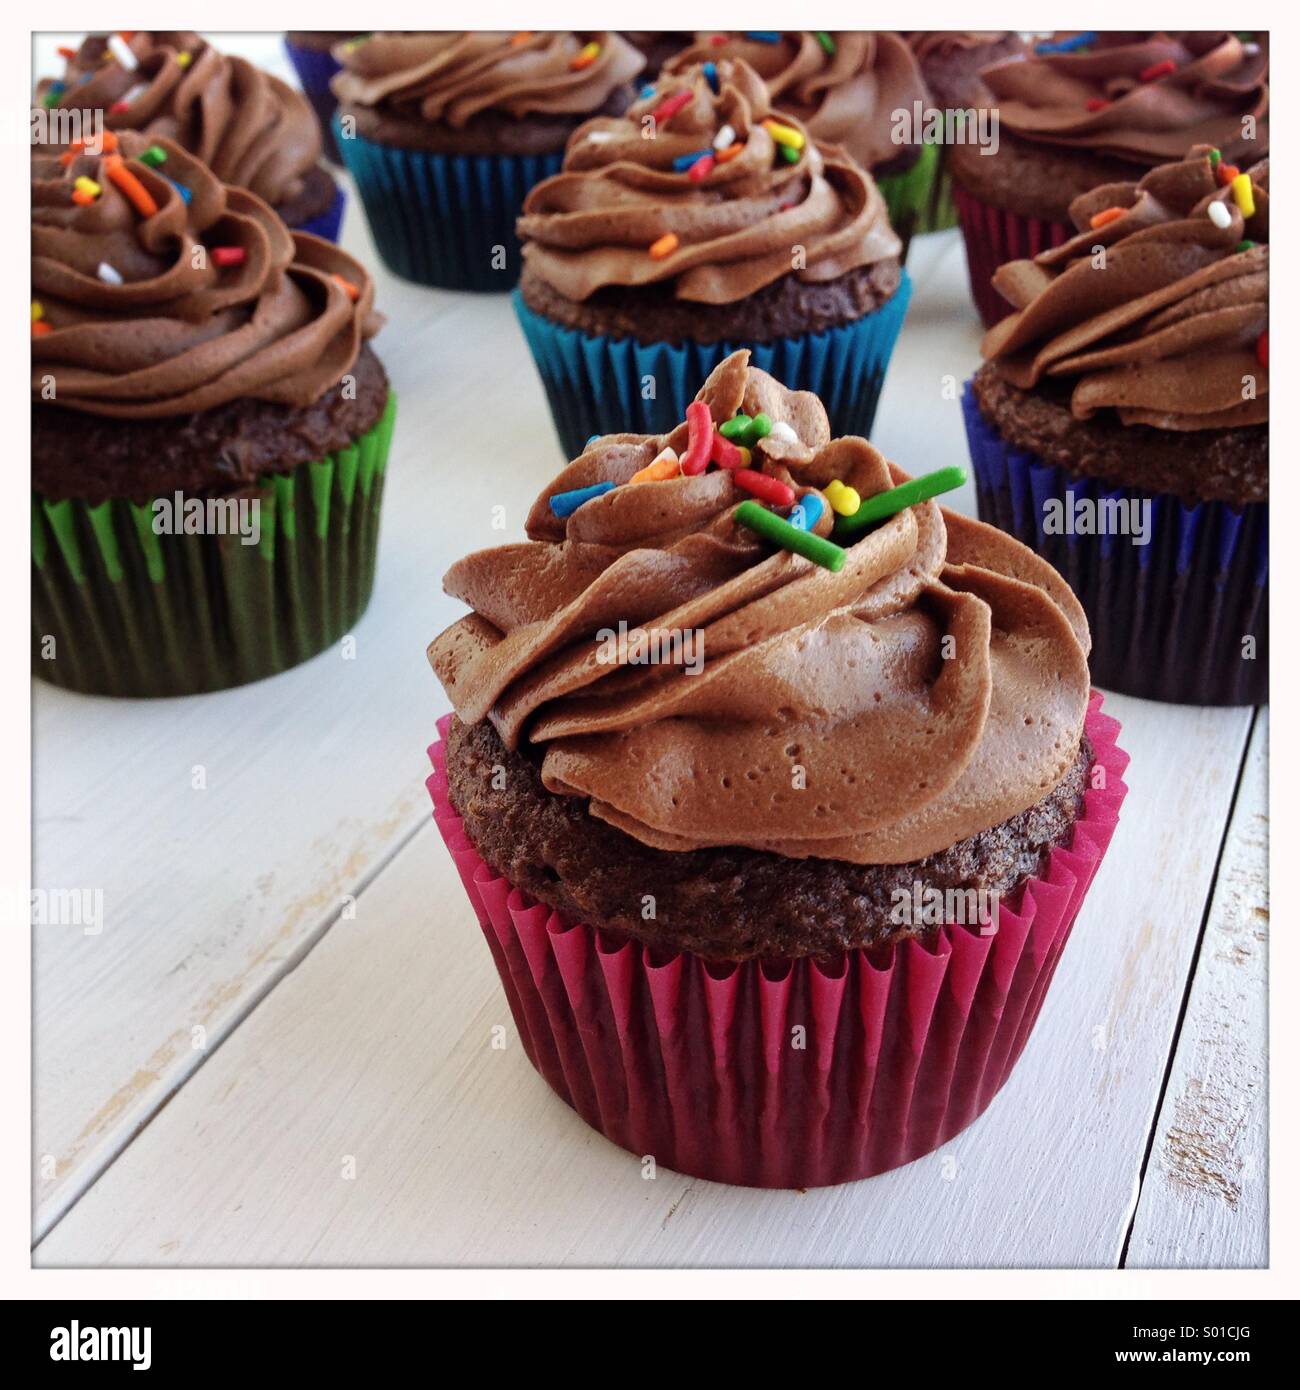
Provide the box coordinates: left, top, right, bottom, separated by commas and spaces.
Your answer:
962, 382, 1267, 706
284, 37, 345, 165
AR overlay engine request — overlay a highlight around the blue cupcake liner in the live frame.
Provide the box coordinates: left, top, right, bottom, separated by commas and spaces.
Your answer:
513, 271, 912, 461
284, 37, 345, 164
290, 178, 346, 244
335, 120, 564, 291
961, 381, 1267, 706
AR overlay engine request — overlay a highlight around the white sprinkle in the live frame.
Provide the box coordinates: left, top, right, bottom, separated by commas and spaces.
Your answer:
586, 130, 615, 144
769, 421, 798, 443
120, 82, 148, 106
652, 446, 679, 468
107, 34, 138, 71
96, 261, 123, 286
713, 123, 737, 152
1207, 199, 1232, 229
1244, 42, 1260, 56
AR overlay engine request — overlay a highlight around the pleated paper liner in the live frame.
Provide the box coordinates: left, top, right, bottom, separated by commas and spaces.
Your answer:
951, 181, 1070, 328
513, 271, 912, 462
32, 393, 397, 698
335, 120, 564, 290
426, 693, 1128, 1188
284, 37, 345, 165
290, 179, 346, 244
962, 384, 1267, 706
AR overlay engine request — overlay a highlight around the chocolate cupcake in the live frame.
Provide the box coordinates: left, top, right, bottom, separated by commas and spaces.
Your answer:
426, 350, 1128, 1187
38, 31, 345, 241
964, 147, 1267, 705
284, 31, 364, 166
662, 31, 933, 251
32, 133, 395, 697
332, 31, 645, 290
947, 31, 1268, 325
902, 32, 1030, 232
513, 58, 910, 458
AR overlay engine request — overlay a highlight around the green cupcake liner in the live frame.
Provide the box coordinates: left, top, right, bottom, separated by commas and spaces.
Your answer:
876, 143, 958, 252
32, 394, 397, 698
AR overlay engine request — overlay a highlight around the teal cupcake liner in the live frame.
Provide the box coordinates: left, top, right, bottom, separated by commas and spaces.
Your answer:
335, 119, 563, 290
32, 394, 397, 698
513, 272, 912, 461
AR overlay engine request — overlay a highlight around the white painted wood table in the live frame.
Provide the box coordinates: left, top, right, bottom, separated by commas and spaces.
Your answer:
31, 35, 1268, 1270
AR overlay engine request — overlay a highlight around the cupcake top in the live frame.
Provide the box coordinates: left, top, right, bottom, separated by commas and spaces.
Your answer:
981, 32, 1268, 168
903, 32, 1020, 60
517, 59, 900, 306
32, 131, 380, 420
982, 147, 1268, 431
38, 31, 322, 206
662, 31, 925, 171
429, 351, 1090, 866
331, 31, 644, 146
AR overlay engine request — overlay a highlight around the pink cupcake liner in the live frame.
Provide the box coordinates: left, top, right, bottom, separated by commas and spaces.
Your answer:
952, 182, 1072, 328
426, 693, 1128, 1188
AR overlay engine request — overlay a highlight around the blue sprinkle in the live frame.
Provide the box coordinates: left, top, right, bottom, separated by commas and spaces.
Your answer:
790, 492, 826, 532
744, 32, 781, 44
584, 434, 601, 448
550, 481, 615, 518
703, 61, 719, 93
672, 148, 712, 172
165, 177, 191, 204
640, 84, 656, 99
1035, 31, 1097, 55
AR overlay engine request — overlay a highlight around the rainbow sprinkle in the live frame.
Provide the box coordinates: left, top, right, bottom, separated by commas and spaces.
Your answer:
790, 492, 826, 532
571, 41, 600, 71
815, 32, 835, 56
649, 232, 679, 259
550, 481, 615, 518
1036, 32, 1097, 55
736, 500, 845, 571
833, 466, 967, 540
96, 261, 123, 285
1231, 172, 1255, 218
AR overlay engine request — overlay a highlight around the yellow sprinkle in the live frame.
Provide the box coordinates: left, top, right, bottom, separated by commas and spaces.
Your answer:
649, 231, 679, 259
825, 479, 861, 516
74, 176, 102, 198
571, 40, 601, 71
762, 118, 806, 151
176, 50, 192, 68
31, 301, 44, 321
737, 446, 752, 467
1231, 172, 1255, 218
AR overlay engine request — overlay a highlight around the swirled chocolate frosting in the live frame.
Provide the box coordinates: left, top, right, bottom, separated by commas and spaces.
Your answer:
39, 32, 322, 206
331, 31, 644, 129
518, 59, 900, 305
983, 148, 1268, 430
662, 32, 926, 170
981, 32, 1268, 168
32, 133, 381, 418
429, 351, 1091, 864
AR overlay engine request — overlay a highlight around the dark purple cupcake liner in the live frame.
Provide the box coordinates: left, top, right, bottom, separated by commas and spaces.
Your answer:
951, 182, 1071, 328
962, 382, 1267, 706
284, 37, 345, 165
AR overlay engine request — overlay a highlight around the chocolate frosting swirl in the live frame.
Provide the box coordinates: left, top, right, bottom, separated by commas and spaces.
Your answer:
981, 32, 1268, 168
518, 59, 899, 305
32, 133, 381, 419
903, 32, 1018, 60
663, 32, 926, 170
983, 148, 1268, 431
429, 352, 1091, 865
331, 31, 644, 127
40, 32, 322, 206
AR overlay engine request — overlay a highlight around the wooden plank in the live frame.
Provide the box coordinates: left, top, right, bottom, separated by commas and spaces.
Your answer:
1126, 710, 1268, 1269
35, 697, 1252, 1268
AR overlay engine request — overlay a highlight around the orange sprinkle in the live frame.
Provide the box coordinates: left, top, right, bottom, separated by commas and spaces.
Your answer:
649, 232, 679, 260
32, 320, 53, 337
715, 142, 745, 164
71, 189, 96, 206
1217, 161, 1240, 187
511, 31, 533, 46
332, 273, 360, 301
570, 41, 601, 71
1089, 206, 1125, 229
630, 452, 680, 484
104, 155, 158, 218
60, 129, 118, 165
57, 45, 78, 60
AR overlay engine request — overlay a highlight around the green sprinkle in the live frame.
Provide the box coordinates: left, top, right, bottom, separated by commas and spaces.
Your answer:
833, 465, 968, 540
719, 414, 752, 441
778, 144, 800, 164
42, 89, 62, 109
735, 500, 845, 571
750, 412, 772, 439
138, 145, 168, 167
1236, 240, 1256, 252
815, 31, 836, 56
1209, 147, 1222, 166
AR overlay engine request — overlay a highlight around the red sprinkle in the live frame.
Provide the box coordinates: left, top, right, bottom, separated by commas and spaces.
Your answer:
651, 90, 694, 126
680, 401, 713, 476
110, 100, 130, 113
1139, 59, 1176, 81
734, 469, 795, 508
212, 246, 246, 267
1256, 330, 1268, 368
710, 34, 728, 45
688, 153, 716, 183
32, 320, 53, 337
1217, 162, 1240, 187
1085, 97, 1110, 112
710, 429, 744, 469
